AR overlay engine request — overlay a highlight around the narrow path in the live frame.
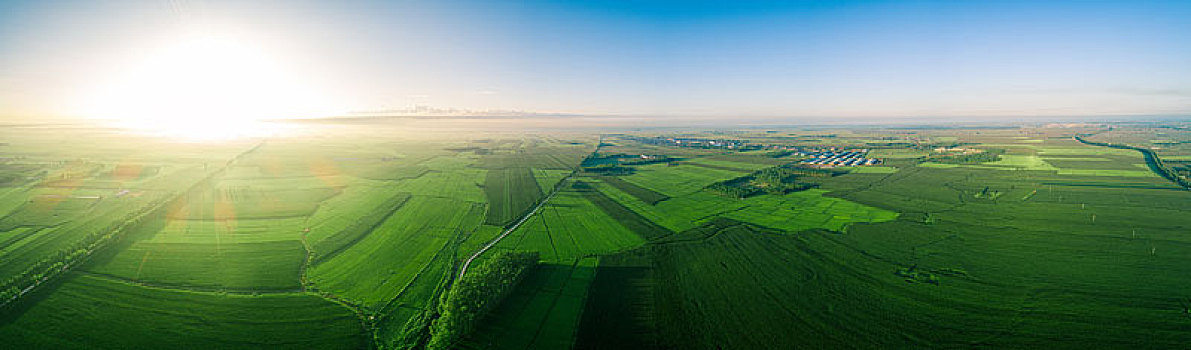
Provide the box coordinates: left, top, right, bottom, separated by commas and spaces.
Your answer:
457, 173, 572, 279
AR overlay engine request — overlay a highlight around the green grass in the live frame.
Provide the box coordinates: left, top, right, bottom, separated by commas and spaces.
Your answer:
0, 273, 366, 349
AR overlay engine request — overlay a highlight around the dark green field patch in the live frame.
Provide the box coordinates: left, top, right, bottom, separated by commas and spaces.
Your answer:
0, 273, 366, 349
576, 181, 673, 241
574, 252, 657, 350
598, 175, 669, 204
484, 168, 545, 226
681, 160, 758, 173
462, 258, 597, 350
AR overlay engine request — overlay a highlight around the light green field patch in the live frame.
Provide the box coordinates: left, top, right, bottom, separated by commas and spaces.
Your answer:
1037, 147, 1136, 156
148, 217, 308, 244
622, 163, 749, 197
594, 181, 895, 234
305, 179, 409, 245
533, 168, 572, 193
417, 154, 475, 171
724, 189, 899, 232
0, 226, 42, 256
494, 191, 645, 263
308, 196, 484, 306
1163, 155, 1191, 161
391, 168, 487, 203
983, 155, 1058, 171
1041, 157, 1111, 162
1015, 139, 1044, 143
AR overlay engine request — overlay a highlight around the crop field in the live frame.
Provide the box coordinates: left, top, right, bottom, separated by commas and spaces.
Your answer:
462, 258, 597, 350
619, 162, 749, 197
532, 168, 572, 194
309, 196, 485, 306
593, 175, 668, 204
484, 168, 544, 226
590, 177, 896, 233
5, 122, 1191, 349
490, 189, 645, 263
0, 273, 366, 349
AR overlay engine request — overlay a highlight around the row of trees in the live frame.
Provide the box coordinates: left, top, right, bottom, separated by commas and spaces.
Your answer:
0, 155, 240, 309
426, 251, 539, 350
924, 149, 1004, 164
0, 194, 172, 308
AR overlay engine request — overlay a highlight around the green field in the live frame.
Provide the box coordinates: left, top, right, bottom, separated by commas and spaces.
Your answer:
490, 188, 646, 263
484, 168, 544, 226
0, 273, 366, 349
5, 123, 1191, 349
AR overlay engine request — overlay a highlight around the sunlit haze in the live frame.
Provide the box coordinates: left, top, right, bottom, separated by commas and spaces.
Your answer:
75, 32, 336, 139
1, 0, 1189, 130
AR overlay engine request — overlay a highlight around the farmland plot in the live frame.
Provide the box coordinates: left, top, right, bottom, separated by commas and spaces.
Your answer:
491, 190, 645, 263
308, 196, 486, 307
0, 273, 366, 349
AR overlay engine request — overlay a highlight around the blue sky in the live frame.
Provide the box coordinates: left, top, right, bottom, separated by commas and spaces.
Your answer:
1, 0, 1189, 120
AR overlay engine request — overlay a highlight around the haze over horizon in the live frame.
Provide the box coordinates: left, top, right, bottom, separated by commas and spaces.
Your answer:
2, 0, 1190, 122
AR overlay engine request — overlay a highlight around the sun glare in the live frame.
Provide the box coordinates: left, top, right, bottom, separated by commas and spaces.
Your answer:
78, 34, 339, 140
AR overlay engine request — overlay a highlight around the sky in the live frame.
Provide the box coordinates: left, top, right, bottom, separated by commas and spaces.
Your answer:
1, 0, 1190, 122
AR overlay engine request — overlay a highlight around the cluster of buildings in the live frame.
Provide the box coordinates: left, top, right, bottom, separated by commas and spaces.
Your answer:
625, 136, 754, 150
798, 149, 881, 167
617, 136, 885, 168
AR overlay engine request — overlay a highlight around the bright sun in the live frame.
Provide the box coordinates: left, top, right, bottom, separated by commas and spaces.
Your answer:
79, 35, 340, 140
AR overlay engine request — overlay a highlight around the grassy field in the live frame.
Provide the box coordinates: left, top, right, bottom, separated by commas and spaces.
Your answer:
462, 258, 597, 349
620, 163, 750, 197
308, 196, 484, 307
6, 123, 1191, 349
491, 188, 645, 263
593, 175, 669, 204
484, 168, 545, 226
0, 273, 366, 349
